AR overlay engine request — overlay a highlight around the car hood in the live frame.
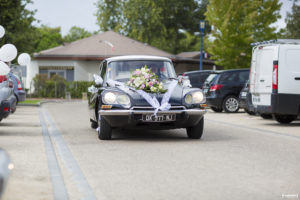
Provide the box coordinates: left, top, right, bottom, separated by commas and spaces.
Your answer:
105, 81, 200, 106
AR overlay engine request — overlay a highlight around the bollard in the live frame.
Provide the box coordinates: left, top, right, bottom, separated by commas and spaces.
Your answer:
65, 92, 71, 100
82, 92, 87, 100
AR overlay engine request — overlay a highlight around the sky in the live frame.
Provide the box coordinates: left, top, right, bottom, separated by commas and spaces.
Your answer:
27, 0, 294, 36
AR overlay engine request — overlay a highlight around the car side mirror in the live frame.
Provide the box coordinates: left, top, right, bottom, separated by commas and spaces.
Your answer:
93, 74, 103, 85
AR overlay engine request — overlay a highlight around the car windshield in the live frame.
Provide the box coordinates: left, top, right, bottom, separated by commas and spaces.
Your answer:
106, 60, 177, 82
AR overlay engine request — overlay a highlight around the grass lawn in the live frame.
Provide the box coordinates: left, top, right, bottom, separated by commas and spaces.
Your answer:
20, 99, 41, 105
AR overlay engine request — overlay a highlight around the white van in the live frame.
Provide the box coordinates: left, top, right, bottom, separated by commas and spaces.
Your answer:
249, 39, 300, 124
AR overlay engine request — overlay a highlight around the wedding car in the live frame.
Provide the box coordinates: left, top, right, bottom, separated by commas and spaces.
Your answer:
88, 56, 207, 140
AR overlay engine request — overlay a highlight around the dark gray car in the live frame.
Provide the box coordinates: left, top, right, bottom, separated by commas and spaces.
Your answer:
8, 73, 26, 103
0, 74, 17, 120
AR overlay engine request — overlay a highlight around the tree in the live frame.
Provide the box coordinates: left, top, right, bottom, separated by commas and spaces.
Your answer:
285, 1, 300, 38
0, 0, 37, 54
63, 26, 92, 43
34, 25, 63, 52
95, 0, 209, 54
205, 0, 281, 69
95, 0, 124, 32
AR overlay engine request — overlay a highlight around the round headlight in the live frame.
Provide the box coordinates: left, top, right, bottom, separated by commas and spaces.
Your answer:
116, 94, 130, 105
185, 94, 193, 104
192, 92, 204, 103
104, 92, 116, 104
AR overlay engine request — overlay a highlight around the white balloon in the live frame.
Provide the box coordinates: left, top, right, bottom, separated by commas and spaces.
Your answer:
0, 61, 10, 75
18, 53, 31, 65
0, 44, 18, 62
0, 25, 4, 38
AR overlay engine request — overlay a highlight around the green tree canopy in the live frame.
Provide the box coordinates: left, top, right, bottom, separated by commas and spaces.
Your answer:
205, 0, 281, 69
285, 1, 300, 38
34, 25, 63, 52
0, 0, 37, 54
63, 26, 92, 43
95, 0, 208, 54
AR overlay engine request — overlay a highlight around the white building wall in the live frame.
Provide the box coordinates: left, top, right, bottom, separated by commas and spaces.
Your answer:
75, 61, 100, 81
26, 59, 101, 91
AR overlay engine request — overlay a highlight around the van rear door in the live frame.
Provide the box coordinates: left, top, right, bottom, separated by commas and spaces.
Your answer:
278, 45, 300, 94
251, 46, 276, 106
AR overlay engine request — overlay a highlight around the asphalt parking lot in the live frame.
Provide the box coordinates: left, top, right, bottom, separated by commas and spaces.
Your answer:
1, 101, 300, 200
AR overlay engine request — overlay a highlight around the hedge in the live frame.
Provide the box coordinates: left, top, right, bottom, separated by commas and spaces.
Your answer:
32, 74, 94, 98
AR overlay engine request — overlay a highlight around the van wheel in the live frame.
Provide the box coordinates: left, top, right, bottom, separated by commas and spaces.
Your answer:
98, 117, 112, 140
223, 96, 239, 113
211, 107, 223, 112
274, 114, 297, 124
260, 114, 272, 119
186, 117, 204, 139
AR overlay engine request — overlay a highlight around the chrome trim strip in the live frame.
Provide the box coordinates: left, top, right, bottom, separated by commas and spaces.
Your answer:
99, 109, 206, 116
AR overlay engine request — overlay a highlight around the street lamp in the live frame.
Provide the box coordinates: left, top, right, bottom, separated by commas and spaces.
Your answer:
199, 20, 205, 71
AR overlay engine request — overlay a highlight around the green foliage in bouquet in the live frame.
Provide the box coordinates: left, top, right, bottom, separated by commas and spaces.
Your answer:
127, 65, 167, 93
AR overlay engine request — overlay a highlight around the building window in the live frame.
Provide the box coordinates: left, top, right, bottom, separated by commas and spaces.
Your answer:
39, 66, 74, 81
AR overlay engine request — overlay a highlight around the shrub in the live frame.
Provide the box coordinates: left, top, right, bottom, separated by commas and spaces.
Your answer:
32, 74, 93, 99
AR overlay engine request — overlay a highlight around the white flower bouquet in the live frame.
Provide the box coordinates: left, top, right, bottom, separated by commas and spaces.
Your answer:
127, 65, 167, 93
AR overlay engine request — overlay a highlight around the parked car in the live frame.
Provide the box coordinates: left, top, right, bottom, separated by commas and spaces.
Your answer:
203, 69, 249, 113
0, 149, 11, 198
8, 72, 26, 104
88, 55, 207, 140
0, 74, 17, 121
183, 70, 214, 89
249, 39, 300, 124
239, 80, 255, 115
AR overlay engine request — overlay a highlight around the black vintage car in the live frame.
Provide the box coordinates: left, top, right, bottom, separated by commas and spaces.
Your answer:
88, 56, 207, 140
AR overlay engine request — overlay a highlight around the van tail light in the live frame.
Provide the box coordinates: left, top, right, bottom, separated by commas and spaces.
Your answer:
17, 79, 22, 90
4, 107, 9, 112
210, 84, 223, 92
272, 62, 278, 90
0, 75, 7, 83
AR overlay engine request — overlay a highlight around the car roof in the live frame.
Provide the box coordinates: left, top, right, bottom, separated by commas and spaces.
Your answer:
106, 55, 172, 62
184, 70, 215, 74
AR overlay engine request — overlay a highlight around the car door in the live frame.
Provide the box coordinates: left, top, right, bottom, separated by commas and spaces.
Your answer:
278, 45, 300, 94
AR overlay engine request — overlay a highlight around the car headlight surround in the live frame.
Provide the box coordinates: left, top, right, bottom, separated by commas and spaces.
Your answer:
184, 91, 205, 104
102, 91, 131, 108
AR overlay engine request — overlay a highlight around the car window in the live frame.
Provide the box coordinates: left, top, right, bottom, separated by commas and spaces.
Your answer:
219, 72, 239, 84
238, 71, 249, 83
106, 60, 176, 82
204, 73, 218, 86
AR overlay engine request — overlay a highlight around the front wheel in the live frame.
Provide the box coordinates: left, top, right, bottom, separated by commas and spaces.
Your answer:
274, 114, 297, 124
223, 96, 239, 113
98, 117, 112, 140
186, 117, 204, 139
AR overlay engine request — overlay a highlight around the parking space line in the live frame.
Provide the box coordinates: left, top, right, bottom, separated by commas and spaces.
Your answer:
206, 119, 300, 141
42, 108, 99, 200
39, 110, 69, 200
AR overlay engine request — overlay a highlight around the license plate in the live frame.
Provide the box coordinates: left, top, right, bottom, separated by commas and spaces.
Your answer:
252, 95, 260, 103
241, 92, 247, 97
142, 114, 176, 122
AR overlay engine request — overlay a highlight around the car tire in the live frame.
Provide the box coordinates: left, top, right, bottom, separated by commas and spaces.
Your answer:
274, 114, 297, 124
260, 114, 272, 119
90, 120, 98, 129
186, 117, 204, 139
244, 109, 255, 115
98, 117, 112, 140
211, 107, 223, 112
223, 96, 239, 113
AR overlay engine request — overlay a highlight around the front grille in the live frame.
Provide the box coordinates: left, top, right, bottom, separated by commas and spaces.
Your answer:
131, 106, 186, 111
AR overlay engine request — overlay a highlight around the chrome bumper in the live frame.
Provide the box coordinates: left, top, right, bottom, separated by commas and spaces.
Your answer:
99, 108, 206, 116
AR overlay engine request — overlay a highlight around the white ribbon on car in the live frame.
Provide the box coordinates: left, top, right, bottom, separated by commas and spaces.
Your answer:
88, 85, 98, 93
107, 79, 178, 116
